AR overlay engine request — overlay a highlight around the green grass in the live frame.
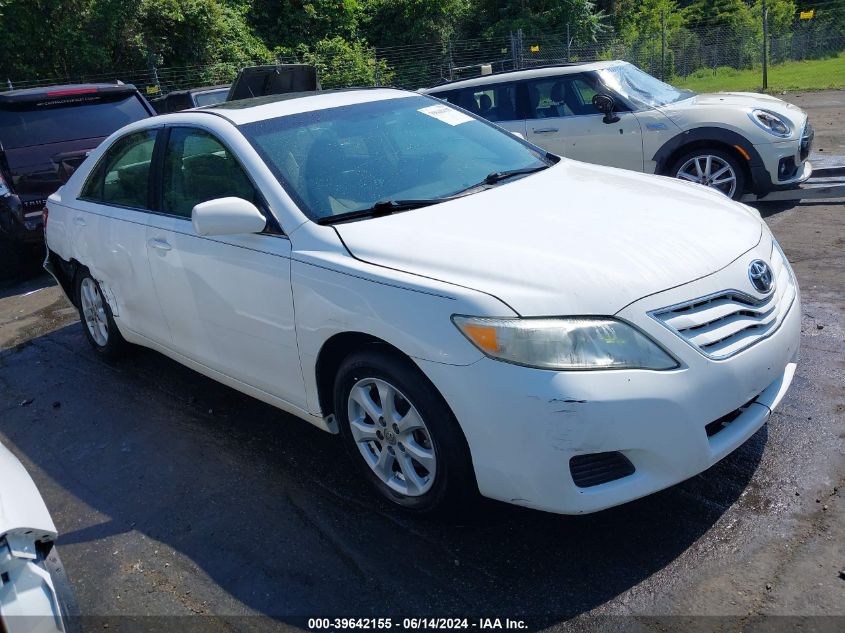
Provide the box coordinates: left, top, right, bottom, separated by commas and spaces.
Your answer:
674, 52, 845, 93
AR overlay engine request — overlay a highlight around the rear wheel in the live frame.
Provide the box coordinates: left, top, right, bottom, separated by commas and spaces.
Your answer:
74, 269, 126, 359
671, 147, 746, 200
334, 348, 476, 515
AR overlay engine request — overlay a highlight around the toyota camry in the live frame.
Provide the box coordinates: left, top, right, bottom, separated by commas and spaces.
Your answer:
44, 88, 800, 515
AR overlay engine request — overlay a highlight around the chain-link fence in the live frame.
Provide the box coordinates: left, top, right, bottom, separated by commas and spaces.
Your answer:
3, 10, 844, 95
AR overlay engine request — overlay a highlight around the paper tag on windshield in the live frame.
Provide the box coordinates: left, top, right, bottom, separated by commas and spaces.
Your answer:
418, 104, 473, 126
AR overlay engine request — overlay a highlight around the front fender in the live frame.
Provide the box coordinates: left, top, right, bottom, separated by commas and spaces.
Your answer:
652, 127, 771, 194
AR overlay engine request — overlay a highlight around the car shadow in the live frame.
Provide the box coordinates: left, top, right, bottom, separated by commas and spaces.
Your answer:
0, 324, 766, 628
752, 200, 800, 218
0, 269, 56, 300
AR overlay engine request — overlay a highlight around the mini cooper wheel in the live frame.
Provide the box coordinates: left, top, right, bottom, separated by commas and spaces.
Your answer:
75, 269, 126, 359
671, 148, 746, 200
334, 348, 476, 514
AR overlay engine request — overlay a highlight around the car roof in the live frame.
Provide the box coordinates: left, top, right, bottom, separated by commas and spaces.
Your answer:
0, 83, 140, 104
423, 60, 622, 92
200, 87, 417, 125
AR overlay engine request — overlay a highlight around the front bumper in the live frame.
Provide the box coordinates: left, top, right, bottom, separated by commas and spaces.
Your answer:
751, 123, 814, 193
417, 243, 801, 514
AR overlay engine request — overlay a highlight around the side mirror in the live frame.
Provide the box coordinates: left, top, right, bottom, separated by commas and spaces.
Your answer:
192, 197, 267, 236
592, 94, 620, 124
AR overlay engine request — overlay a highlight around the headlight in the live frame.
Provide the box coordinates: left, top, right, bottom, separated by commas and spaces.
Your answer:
452, 316, 679, 370
749, 109, 791, 138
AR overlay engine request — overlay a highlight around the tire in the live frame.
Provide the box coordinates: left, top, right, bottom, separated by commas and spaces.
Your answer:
74, 268, 127, 359
670, 147, 747, 200
334, 347, 477, 515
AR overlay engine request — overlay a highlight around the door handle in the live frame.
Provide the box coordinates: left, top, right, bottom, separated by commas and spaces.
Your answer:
532, 127, 559, 133
147, 238, 172, 252
73, 216, 86, 227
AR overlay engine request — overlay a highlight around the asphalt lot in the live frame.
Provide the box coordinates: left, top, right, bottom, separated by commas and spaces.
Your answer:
1, 91, 843, 632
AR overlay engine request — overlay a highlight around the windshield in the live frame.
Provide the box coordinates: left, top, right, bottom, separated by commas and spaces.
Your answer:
239, 95, 550, 221
0, 93, 150, 149
597, 63, 694, 108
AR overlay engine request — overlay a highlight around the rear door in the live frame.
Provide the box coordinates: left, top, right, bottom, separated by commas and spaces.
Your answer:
433, 82, 526, 137
144, 126, 304, 407
524, 74, 644, 171
71, 128, 170, 343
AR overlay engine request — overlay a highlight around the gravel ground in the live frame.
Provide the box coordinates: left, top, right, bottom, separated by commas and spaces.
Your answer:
0, 90, 843, 632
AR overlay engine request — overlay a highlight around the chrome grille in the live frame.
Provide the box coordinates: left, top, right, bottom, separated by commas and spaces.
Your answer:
651, 246, 796, 360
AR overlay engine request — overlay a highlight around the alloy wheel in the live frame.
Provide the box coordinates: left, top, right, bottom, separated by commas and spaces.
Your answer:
347, 377, 437, 497
80, 277, 109, 347
676, 154, 738, 198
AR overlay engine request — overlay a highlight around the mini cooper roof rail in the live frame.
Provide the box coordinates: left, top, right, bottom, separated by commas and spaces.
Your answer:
427, 62, 595, 89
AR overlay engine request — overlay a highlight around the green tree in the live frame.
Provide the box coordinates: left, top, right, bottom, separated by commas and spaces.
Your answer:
277, 36, 393, 87
466, 0, 607, 41
360, 0, 469, 47
248, 0, 361, 49
136, 0, 272, 67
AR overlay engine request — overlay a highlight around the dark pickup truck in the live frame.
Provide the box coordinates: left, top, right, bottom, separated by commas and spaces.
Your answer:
0, 83, 154, 277
149, 84, 230, 114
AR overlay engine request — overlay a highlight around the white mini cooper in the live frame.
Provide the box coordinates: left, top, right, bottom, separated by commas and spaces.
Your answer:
45, 88, 799, 516
423, 61, 813, 200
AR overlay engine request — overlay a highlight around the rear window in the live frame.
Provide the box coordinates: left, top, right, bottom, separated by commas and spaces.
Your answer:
193, 89, 228, 108
0, 93, 150, 150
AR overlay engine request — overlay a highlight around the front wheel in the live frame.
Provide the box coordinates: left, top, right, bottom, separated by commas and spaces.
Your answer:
334, 348, 476, 515
671, 148, 746, 200
74, 269, 127, 359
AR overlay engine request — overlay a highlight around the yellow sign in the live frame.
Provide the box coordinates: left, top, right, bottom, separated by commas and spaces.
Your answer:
146, 85, 160, 95
530, 45, 540, 53
799, 9, 814, 19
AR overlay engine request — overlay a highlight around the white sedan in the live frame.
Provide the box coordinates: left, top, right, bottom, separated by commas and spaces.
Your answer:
44, 88, 800, 515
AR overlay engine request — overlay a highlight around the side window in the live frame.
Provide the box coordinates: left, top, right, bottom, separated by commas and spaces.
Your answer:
452, 83, 518, 122
526, 75, 601, 119
162, 127, 260, 219
81, 130, 156, 208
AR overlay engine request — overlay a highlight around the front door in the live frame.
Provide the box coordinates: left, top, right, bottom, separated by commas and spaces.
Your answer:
524, 74, 644, 172
145, 126, 305, 408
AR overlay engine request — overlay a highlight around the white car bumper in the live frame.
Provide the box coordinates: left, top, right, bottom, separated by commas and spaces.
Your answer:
417, 244, 801, 515
754, 135, 813, 189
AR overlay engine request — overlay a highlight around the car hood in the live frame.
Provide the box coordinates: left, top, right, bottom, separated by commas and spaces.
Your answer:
663, 91, 806, 125
333, 161, 763, 316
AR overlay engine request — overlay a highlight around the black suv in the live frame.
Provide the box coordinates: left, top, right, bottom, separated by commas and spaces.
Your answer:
0, 83, 154, 277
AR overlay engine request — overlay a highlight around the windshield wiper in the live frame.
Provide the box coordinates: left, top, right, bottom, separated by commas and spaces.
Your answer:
317, 165, 551, 225
450, 164, 551, 197
483, 164, 550, 184
316, 198, 447, 225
